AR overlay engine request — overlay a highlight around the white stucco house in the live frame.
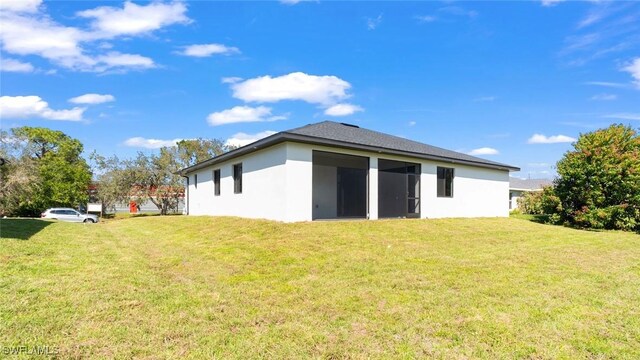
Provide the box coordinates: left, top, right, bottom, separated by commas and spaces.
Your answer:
509, 177, 553, 210
179, 121, 520, 222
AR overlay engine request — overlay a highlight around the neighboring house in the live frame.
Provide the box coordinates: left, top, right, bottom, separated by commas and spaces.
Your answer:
509, 177, 553, 210
180, 121, 520, 222
88, 183, 185, 214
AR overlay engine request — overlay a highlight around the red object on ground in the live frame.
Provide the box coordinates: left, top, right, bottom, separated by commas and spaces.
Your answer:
129, 201, 138, 214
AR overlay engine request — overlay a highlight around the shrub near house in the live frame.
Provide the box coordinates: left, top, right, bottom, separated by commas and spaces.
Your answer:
520, 124, 640, 232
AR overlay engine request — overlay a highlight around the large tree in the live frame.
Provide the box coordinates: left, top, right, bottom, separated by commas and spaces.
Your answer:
554, 124, 640, 231
1, 127, 91, 216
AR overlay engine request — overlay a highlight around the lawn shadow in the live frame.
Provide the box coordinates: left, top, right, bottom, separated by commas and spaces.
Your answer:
509, 213, 548, 224
0, 219, 52, 240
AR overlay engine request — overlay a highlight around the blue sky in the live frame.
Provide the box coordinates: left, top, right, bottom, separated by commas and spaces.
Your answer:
1, 0, 639, 179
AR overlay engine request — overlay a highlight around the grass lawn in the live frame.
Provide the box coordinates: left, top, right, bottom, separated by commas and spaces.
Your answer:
1, 216, 639, 359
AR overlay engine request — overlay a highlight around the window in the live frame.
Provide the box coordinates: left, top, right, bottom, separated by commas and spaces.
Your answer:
437, 167, 454, 197
233, 163, 243, 194
194, 174, 198, 189
213, 169, 221, 196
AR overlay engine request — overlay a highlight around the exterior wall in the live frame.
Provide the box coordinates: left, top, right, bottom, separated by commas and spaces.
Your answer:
186, 141, 511, 222
510, 190, 525, 210
284, 143, 313, 222
186, 143, 289, 221
420, 162, 510, 218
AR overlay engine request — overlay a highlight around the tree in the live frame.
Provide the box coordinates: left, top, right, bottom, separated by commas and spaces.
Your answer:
89, 152, 137, 214
91, 138, 229, 215
1, 127, 92, 216
554, 124, 640, 231
0, 131, 39, 216
174, 138, 227, 168
130, 139, 228, 214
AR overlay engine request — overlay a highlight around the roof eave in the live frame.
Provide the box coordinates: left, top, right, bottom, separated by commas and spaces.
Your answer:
179, 133, 520, 174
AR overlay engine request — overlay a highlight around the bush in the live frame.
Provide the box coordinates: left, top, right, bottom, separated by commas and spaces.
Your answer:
517, 186, 562, 216
555, 124, 640, 232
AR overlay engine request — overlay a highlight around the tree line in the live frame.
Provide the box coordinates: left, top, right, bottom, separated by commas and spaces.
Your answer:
0, 126, 229, 217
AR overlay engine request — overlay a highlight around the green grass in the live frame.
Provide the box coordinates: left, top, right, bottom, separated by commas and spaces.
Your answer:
1, 216, 639, 359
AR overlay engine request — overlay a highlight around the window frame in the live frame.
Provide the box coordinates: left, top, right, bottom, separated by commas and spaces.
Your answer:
213, 169, 221, 196
233, 163, 243, 194
437, 166, 454, 198
194, 173, 198, 189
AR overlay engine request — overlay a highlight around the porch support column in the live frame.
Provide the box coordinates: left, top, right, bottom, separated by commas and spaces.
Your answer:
369, 156, 378, 220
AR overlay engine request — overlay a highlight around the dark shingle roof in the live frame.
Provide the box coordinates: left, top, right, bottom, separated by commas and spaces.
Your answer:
509, 177, 553, 190
286, 121, 517, 170
180, 121, 519, 174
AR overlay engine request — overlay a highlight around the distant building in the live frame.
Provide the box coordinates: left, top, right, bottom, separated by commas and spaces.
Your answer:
88, 183, 185, 214
509, 177, 553, 210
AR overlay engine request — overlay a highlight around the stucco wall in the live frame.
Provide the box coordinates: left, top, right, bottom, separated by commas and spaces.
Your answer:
420, 161, 510, 218
186, 141, 511, 222
186, 143, 288, 221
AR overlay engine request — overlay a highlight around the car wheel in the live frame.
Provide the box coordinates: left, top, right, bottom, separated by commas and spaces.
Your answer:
83, 218, 95, 223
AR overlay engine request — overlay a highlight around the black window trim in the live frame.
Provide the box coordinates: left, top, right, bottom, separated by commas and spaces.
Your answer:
233, 163, 243, 194
437, 166, 454, 198
194, 173, 198, 189
213, 169, 221, 196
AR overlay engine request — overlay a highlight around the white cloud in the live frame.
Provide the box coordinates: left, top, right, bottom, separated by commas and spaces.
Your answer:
95, 52, 155, 71
225, 131, 277, 148
207, 105, 286, 126
367, 14, 383, 30
124, 137, 182, 149
541, 0, 564, 7
68, 93, 115, 104
178, 43, 240, 57
415, 15, 437, 23
77, 1, 191, 38
1, 58, 34, 72
408, 121, 416, 126
280, 0, 301, 4
527, 134, 576, 144
584, 81, 630, 88
221, 76, 243, 84
0, 1, 188, 73
622, 57, 640, 88
468, 147, 499, 156
0, 0, 41, 13
0, 12, 88, 68
604, 113, 640, 121
324, 103, 363, 117
590, 93, 617, 101
231, 72, 352, 106
438, 6, 478, 18
0, 95, 85, 121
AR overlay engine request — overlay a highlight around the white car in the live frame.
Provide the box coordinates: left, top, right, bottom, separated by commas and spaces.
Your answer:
41, 208, 99, 223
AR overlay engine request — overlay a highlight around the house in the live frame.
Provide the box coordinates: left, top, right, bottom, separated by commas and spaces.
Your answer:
179, 121, 520, 222
509, 177, 553, 210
